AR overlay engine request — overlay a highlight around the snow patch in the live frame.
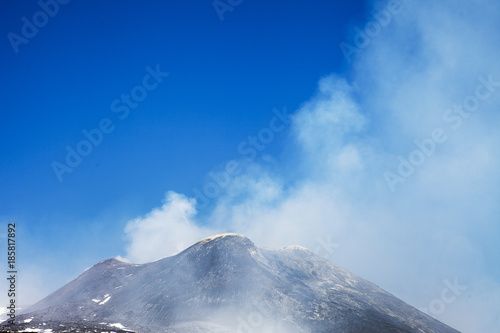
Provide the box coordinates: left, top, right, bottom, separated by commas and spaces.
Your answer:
109, 323, 126, 329
248, 248, 259, 257
23, 317, 33, 323
99, 295, 111, 305
92, 299, 100, 303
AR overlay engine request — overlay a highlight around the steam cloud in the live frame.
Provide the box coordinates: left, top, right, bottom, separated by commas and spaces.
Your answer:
124, 0, 500, 331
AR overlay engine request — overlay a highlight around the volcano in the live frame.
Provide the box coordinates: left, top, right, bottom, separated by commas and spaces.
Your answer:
8, 233, 460, 332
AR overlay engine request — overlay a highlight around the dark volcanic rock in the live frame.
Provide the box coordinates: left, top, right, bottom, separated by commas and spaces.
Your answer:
9, 234, 460, 332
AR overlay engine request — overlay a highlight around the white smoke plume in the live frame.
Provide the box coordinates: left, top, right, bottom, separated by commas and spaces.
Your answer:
124, 0, 500, 331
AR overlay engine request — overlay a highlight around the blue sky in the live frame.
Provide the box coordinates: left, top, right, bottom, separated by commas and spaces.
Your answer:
1, 0, 365, 270
2, 0, 500, 332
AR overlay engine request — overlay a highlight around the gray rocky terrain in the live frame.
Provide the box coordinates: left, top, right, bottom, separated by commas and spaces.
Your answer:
3, 234, 460, 332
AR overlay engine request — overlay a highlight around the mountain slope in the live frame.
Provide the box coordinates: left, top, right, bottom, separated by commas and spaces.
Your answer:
12, 234, 460, 332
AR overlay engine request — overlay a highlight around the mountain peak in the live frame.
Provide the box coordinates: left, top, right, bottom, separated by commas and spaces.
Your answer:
202, 232, 247, 241
180, 233, 255, 252
177, 232, 257, 261
198, 232, 250, 245
281, 244, 310, 251
15, 234, 460, 333
96, 257, 130, 266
